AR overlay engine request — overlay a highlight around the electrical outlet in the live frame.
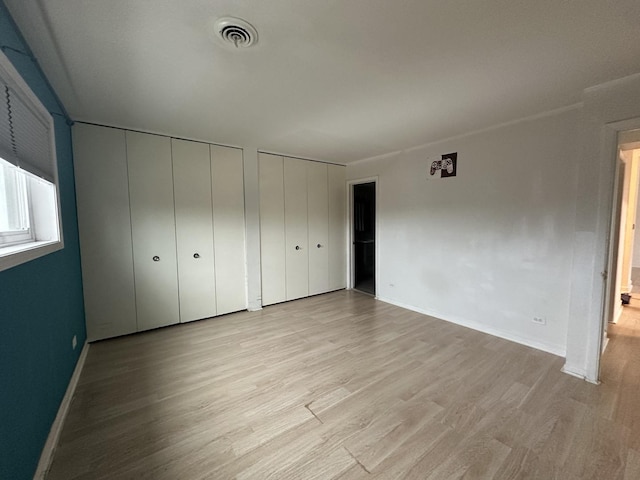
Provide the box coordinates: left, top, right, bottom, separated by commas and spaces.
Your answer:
532, 317, 546, 325
72, 335, 77, 350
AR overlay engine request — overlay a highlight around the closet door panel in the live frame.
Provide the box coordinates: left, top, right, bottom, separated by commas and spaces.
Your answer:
284, 157, 309, 300
328, 164, 347, 290
73, 124, 137, 341
307, 162, 329, 295
127, 131, 179, 331
258, 153, 286, 306
172, 139, 217, 322
211, 145, 247, 314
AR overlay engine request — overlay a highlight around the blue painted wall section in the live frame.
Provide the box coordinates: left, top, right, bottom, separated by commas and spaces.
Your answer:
0, 2, 86, 479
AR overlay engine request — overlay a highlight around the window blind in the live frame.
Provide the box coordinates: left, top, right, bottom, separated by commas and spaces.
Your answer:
0, 80, 54, 182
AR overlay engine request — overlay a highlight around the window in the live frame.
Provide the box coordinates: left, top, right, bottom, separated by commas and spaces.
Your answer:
0, 49, 62, 272
0, 157, 31, 245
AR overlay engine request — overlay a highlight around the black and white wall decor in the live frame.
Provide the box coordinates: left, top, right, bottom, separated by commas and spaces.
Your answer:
428, 152, 457, 179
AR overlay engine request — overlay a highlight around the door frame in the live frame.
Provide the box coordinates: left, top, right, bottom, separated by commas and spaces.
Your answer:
593, 118, 640, 382
347, 177, 379, 295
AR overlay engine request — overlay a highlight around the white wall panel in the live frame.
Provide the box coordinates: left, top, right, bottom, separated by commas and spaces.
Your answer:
127, 131, 179, 331
328, 164, 347, 290
258, 153, 286, 305
284, 157, 309, 300
346, 108, 582, 356
211, 144, 247, 314
172, 138, 217, 322
308, 162, 329, 295
73, 124, 137, 341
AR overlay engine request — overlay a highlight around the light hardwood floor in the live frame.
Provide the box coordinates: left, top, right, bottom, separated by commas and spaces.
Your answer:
46, 290, 640, 479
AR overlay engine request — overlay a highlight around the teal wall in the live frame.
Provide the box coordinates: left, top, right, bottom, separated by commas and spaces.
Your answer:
0, 2, 86, 479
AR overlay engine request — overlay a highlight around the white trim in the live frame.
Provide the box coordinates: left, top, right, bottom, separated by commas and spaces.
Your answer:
560, 364, 599, 384
612, 305, 623, 324
348, 103, 584, 166
377, 295, 567, 358
0, 240, 62, 272
583, 72, 640, 95
0, 49, 64, 272
588, 117, 640, 384
33, 342, 89, 480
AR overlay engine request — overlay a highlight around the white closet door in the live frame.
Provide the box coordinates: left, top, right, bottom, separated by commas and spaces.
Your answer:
308, 162, 329, 295
328, 164, 347, 290
284, 157, 309, 300
73, 124, 137, 341
211, 145, 247, 314
258, 153, 286, 306
127, 131, 180, 331
172, 139, 217, 323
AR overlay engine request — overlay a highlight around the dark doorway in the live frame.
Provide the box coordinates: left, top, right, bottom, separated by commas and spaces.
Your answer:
353, 182, 376, 295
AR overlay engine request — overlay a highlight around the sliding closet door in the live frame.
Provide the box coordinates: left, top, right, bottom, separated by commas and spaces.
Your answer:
308, 162, 329, 295
172, 139, 217, 323
259, 153, 286, 305
211, 145, 247, 314
284, 157, 309, 300
127, 131, 179, 331
328, 164, 347, 290
73, 124, 137, 341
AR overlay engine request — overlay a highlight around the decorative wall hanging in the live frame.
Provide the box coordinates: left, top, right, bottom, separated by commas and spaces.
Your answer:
429, 152, 457, 179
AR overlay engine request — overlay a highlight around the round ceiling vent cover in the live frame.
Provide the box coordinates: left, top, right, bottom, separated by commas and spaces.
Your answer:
214, 17, 258, 48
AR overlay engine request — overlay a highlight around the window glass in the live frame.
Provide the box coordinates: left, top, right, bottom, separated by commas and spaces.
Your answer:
0, 157, 30, 233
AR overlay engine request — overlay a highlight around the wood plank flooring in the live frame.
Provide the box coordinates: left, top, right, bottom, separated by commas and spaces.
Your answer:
46, 290, 640, 479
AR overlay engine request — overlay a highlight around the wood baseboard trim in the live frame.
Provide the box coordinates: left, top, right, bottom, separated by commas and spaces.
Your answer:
33, 341, 89, 480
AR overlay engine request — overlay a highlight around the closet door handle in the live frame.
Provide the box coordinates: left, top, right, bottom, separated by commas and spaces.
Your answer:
193, 253, 200, 259
153, 256, 160, 262
317, 243, 323, 248
295, 245, 301, 250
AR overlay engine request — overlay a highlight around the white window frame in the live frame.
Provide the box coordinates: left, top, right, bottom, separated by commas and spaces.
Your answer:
0, 159, 33, 245
0, 49, 63, 272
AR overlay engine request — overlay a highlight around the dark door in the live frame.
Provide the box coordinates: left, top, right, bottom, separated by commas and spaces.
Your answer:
353, 182, 375, 295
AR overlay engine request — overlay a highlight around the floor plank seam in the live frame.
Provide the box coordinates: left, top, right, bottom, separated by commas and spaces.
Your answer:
304, 403, 324, 424
344, 446, 371, 474
44, 291, 640, 479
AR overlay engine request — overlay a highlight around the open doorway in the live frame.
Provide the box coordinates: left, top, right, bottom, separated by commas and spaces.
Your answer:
352, 182, 376, 295
603, 129, 640, 352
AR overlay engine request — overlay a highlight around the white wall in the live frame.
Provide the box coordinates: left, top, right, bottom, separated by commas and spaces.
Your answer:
347, 107, 581, 356
563, 73, 640, 382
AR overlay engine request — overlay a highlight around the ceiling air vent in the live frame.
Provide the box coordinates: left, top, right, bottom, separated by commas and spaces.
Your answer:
214, 17, 258, 48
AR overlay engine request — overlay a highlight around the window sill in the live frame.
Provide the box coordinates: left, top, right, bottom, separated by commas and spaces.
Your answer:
0, 239, 63, 272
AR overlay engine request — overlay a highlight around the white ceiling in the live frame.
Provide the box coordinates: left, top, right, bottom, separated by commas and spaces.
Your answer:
6, 0, 640, 164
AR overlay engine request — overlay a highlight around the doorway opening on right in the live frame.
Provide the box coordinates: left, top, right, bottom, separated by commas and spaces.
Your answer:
353, 182, 376, 296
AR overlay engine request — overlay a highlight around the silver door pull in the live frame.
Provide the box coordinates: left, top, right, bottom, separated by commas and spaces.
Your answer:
153, 256, 160, 262
193, 253, 200, 259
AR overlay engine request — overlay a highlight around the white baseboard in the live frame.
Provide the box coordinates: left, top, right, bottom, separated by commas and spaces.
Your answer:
376, 296, 567, 358
561, 363, 600, 384
33, 342, 89, 480
611, 304, 623, 324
